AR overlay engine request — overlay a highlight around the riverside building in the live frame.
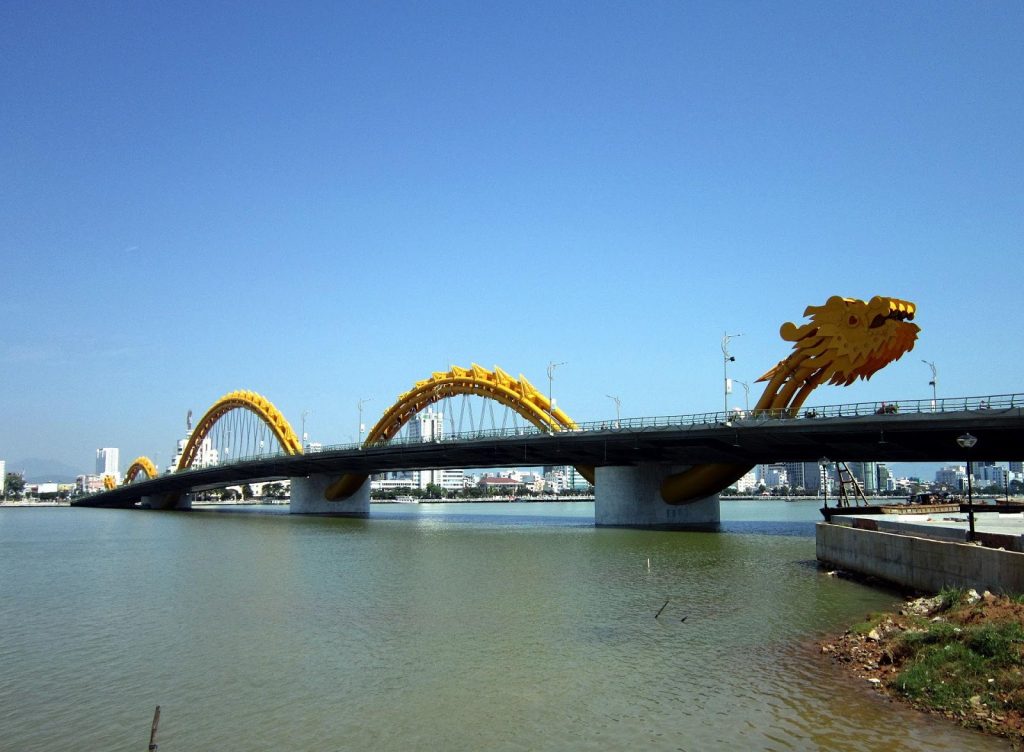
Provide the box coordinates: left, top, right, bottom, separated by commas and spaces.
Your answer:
95, 448, 120, 483
406, 409, 465, 492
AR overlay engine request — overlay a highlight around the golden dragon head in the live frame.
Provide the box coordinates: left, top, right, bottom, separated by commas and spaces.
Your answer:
758, 295, 919, 389
663, 295, 919, 506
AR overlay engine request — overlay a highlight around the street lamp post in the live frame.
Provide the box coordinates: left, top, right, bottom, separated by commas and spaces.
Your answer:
922, 360, 937, 410
818, 457, 831, 507
722, 333, 741, 417
301, 409, 310, 450
547, 361, 566, 422
357, 398, 372, 446
734, 380, 750, 414
606, 394, 621, 428
956, 432, 977, 542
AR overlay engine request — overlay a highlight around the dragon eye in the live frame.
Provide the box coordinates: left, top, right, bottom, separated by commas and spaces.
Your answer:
848, 315, 859, 326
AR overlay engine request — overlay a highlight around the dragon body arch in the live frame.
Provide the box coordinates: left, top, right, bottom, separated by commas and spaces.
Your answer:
324, 364, 592, 501
176, 390, 302, 472
124, 456, 159, 483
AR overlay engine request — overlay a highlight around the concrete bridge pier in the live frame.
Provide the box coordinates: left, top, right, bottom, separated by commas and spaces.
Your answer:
141, 493, 191, 511
594, 464, 720, 529
290, 474, 370, 516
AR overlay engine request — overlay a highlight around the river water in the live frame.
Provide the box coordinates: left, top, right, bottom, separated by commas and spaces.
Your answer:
0, 501, 1007, 751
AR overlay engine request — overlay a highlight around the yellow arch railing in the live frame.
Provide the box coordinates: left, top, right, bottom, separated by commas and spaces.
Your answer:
369, 364, 575, 441
176, 390, 302, 471
325, 364, 594, 500
124, 456, 159, 483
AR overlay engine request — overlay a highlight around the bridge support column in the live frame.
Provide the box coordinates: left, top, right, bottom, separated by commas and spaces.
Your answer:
594, 464, 720, 529
290, 474, 370, 516
140, 493, 191, 511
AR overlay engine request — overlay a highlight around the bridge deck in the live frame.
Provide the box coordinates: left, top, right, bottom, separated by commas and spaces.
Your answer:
74, 408, 1024, 508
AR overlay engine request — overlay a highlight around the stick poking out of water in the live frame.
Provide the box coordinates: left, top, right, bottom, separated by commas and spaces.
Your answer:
654, 600, 669, 619
148, 705, 160, 751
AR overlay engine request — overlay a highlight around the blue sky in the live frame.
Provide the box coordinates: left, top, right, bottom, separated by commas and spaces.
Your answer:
2, 1, 1022, 476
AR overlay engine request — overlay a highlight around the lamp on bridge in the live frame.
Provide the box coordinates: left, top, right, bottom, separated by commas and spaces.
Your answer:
734, 380, 750, 414
956, 432, 977, 542
547, 361, 566, 421
357, 398, 372, 445
818, 457, 831, 508
722, 333, 741, 416
606, 394, 621, 429
922, 360, 938, 411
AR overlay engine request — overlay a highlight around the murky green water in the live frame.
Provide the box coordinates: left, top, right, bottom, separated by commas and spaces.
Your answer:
0, 502, 1008, 750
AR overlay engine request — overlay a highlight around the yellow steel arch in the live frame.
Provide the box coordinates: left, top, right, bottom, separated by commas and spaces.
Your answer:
124, 456, 159, 483
102, 474, 117, 490
325, 364, 593, 500
368, 364, 577, 443
176, 389, 303, 472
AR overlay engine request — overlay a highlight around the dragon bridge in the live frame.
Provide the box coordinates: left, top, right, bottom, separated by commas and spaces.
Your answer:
89, 295, 918, 522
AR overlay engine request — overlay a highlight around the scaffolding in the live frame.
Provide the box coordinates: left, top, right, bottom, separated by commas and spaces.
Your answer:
834, 461, 869, 508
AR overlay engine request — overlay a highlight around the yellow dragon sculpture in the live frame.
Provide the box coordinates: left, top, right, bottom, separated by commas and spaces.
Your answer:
323, 295, 917, 507
660, 295, 919, 505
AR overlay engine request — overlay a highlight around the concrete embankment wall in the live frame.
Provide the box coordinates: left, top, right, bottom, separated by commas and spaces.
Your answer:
816, 522, 1024, 594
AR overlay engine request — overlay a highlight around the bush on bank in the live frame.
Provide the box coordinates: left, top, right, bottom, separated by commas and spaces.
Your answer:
890, 589, 1024, 718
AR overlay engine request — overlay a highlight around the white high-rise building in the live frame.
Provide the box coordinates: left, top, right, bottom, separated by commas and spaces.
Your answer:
96, 448, 120, 483
414, 468, 465, 492
977, 464, 1009, 488
169, 433, 219, 472
406, 410, 464, 491
542, 465, 593, 492
847, 462, 878, 495
760, 464, 789, 490
0, 459, 5, 496
935, 466, 965, 490
734, 467, 758, 494
408, 410, 444, 442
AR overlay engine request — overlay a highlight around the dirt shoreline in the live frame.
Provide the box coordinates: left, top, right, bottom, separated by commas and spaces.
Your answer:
820, 585, 1024, 748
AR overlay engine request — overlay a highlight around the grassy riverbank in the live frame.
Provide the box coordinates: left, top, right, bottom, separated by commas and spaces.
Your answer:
822, 589, 1024, 746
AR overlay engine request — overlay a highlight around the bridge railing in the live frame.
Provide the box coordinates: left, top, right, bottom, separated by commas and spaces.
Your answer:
572, 392, 1024, 431
165, 392, 1024, 475
301, 392, 1024, 451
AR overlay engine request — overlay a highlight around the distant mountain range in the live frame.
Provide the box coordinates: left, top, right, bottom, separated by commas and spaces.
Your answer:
9, 458, 83, 483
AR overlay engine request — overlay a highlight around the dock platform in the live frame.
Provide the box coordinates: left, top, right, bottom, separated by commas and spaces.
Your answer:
816, 506, 1024, 594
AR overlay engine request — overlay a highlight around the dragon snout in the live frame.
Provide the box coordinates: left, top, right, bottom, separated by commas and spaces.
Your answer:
867, 297, 917, 329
